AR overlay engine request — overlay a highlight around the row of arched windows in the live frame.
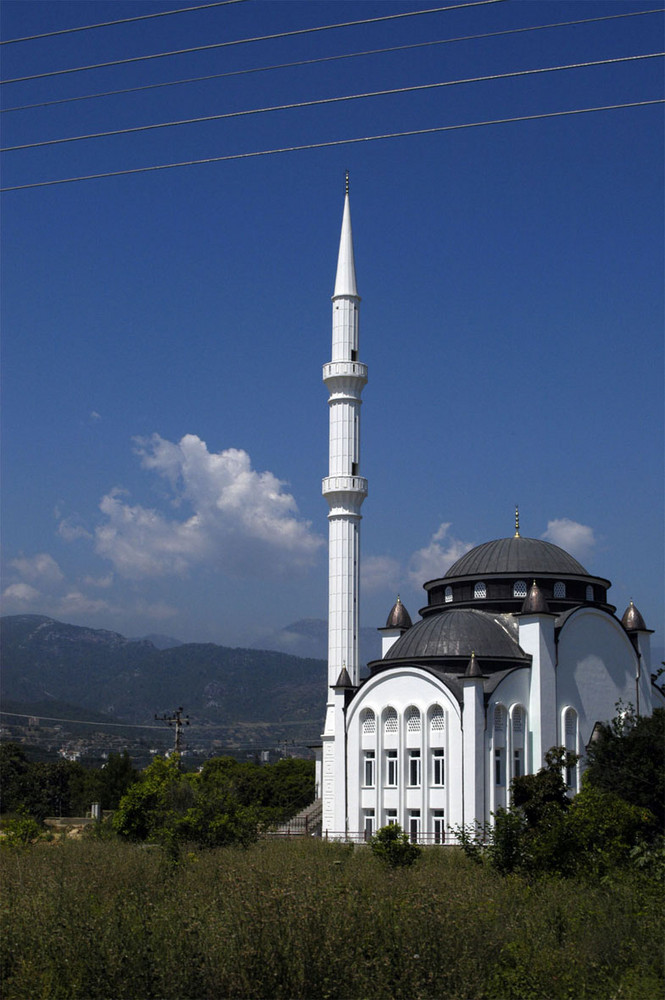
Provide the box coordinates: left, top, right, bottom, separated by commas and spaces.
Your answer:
443, 581, 595, 601
361, 705, 445, 735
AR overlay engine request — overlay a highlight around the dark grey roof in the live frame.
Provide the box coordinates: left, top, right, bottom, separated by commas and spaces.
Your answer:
385, 597, 412, 630
383, 608, 527, 663
443, 536, 588, 579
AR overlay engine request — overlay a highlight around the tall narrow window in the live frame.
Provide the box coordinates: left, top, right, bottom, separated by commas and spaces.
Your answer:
409, 810, 421, 844
408, 749, 421, 787
564, 708, 578, 791
432, 748, 445, 787
585, 585, 594, 601
495, 748, 504, 786
363, 750, 375, 787
433, 810, 445, 845
385, 809, 398, 826
385, 750, 398, 786
513, 748, 523, 778
364, 809, 375, 841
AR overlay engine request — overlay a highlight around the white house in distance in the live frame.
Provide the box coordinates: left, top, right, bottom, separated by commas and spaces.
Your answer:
319, 183, 662, 842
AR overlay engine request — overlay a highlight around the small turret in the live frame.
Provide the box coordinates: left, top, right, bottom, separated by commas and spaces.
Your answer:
621, 601, 648, 632
379, 595, 412, 657
521, 580, 550, 615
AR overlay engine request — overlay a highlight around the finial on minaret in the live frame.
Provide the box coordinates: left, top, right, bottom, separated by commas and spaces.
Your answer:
514, 505, 520, 537
345, 170, 349, 195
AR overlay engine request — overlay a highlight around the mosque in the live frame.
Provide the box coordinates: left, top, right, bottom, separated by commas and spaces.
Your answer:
318, 181, 661, 841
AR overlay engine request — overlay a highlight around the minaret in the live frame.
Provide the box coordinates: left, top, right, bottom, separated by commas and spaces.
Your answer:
321, 175, 368, 836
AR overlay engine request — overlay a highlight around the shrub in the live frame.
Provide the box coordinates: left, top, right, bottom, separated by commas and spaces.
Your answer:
369, 823, 421, 867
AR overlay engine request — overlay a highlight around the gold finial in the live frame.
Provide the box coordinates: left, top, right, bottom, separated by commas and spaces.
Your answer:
345, 170, 349, 195
514, 505, 520, 537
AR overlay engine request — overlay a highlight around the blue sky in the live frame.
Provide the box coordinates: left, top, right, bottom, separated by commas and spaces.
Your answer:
1, 0, 663, 654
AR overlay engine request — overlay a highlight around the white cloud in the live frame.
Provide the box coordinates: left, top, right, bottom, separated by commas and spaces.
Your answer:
11, 552, 64, 585
541, 518, 596, 560
58, 517, 93, 542
361, 555, 401, 594
2, 582, 40, 604
90, 434, 323, 580
408, 523, 474, 586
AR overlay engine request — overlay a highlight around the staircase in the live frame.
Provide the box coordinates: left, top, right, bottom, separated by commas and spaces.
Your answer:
272, 797, 322, 837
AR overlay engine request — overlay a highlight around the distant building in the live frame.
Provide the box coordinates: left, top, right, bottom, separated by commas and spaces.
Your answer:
319, 184, 663, 841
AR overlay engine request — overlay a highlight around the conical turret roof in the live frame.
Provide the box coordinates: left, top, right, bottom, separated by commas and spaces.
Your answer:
333, 182, 359, 298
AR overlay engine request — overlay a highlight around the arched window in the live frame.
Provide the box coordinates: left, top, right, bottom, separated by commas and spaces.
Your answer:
563, 707, 578, 791
553, 581, 566, 599
361, 710, 376, 734
585, 585, 594, 601
493, 705, 506, 732
384, 708, 398, 734
406, 706, 421, 732
430, 706, 445, 735
444, 585, 453, 604
513, 580, 527, 598
511, 705, 525, 779
474, 581, 487, 599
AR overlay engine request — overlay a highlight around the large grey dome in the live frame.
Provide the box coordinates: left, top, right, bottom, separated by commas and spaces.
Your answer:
383, 608, 527, 664
443, 536, 588, 580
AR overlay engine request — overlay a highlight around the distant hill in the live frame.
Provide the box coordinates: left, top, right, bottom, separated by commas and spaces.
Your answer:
251, 617, 382, 665
0, 616, 326, 737
133, 633, 185, 650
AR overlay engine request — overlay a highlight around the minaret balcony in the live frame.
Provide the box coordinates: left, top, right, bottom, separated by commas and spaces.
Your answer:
323, 360, 368, 384
322, 475, 368, 497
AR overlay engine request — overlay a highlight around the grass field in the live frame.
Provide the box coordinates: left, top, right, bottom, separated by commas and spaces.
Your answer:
1, 837, 662, 999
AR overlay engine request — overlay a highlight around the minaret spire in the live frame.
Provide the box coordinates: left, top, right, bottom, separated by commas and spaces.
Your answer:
321, 179, 368, 836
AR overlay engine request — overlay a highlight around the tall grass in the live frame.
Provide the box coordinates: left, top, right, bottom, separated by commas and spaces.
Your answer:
1, 838, 662, 999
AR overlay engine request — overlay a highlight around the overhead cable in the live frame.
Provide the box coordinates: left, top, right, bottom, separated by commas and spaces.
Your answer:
3, 52, 661, 153
2, 99, 661, 193
0, 1, 247, 45
3, 8, 661, 115
0, 1, 505, 85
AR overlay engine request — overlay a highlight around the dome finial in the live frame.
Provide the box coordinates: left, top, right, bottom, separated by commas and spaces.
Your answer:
345, 169, 349, 195
514, 505, 520, 537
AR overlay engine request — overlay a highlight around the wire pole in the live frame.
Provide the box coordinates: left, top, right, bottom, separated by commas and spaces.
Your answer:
154, 706, 190, 762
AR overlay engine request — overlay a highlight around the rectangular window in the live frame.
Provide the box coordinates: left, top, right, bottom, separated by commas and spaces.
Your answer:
513, 748, 523, 779
386, 750, 398, 786
433, 809, 445, 845
566, 763, 576, 790
385, 809, 397, 826
364, 810, 375, 841
409, 810, 421, 843
408, 749, 421, 787
363, 750, 375, 787
495, 748, 504, 786
432, 747, 445, 786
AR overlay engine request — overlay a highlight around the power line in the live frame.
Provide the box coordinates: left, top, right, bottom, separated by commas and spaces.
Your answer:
3, 52, 660, 153
0, 1, 248, 45
0, 2, 505, 85
3, 8, 661, 115
2, 98, 661, 193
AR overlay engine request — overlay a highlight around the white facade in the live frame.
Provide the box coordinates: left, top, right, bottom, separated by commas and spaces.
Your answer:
320, 190, 662, 842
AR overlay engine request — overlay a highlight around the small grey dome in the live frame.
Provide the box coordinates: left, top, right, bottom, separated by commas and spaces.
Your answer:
621, 601, 647, 632
465, 650, 483, 677
385, 596, 412, 630
384, 608, 526, 663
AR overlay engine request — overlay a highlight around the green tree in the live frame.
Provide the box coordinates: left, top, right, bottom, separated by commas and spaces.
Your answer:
584, 706, 664, 830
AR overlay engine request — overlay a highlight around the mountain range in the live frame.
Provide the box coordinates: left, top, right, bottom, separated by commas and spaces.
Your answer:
0, 615, 334, 745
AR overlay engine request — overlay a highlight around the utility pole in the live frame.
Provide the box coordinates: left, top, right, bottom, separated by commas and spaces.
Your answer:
154, 707, 189, 763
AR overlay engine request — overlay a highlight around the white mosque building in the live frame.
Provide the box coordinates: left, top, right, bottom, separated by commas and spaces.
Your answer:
319, 182, 662, 842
